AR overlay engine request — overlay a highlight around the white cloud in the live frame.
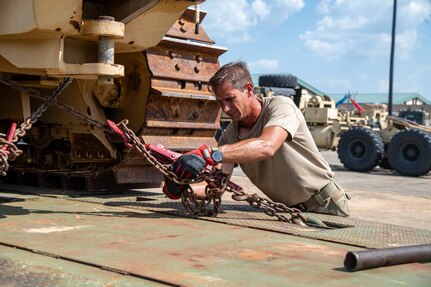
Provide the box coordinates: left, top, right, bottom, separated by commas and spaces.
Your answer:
317, 0, 332, 14
200, 0, 252, 34
398, 0, 431, 28
251, 0, 270, 21
248, 59, 280, 73
300, 39, 341, 59
200, 0, 305, 42
274, 0, 305, 19
225, 32, 253, 44
300, 0, 430, 61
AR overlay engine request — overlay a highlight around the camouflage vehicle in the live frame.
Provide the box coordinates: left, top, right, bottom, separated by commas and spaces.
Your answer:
397, 108, 430, 126
255, 75, 431, 177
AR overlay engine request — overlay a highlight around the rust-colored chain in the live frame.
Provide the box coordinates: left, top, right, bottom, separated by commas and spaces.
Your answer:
115, 120, 236, 219
0, 77, 73, 175
116, 121, 307, 224
116, 120, 221, 185
228, 188, 307, 225
181, 185, 222, 217
0, 76, 111, 134
0, 77, 307, 225
11, 78, 74, 141
0, 137, 22, 176
214, 170, 307, 224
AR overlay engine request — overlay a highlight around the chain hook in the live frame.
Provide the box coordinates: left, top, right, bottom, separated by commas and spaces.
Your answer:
106, 119, 133, 148
0, 123, 17, 154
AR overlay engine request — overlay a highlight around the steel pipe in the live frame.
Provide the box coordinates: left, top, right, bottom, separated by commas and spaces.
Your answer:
344, 244, 431, 272
98, 16, 116, 85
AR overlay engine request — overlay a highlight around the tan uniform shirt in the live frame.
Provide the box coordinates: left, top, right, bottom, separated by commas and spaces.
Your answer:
218, 96, 334, 206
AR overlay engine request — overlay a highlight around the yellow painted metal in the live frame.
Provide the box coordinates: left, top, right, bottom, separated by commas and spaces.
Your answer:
308, 125, 336, 149
0, 0, 203, 79
304, 107, 339, 124
81, 19, 125, 38
0, 1, 225, 185
117, 1, 203, 53
0, 0, 82, 36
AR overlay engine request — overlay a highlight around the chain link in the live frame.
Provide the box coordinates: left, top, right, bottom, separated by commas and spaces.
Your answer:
13, 78, 74, 141
116, 120, 222, 185
115, 121, 307, 225
0, 76, 307, 225
0, 77, 74, 175
0, 76, 111, 134
222, 177, 307, 225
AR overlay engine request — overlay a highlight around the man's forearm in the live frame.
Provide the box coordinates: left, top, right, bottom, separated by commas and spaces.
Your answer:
219, 139, 275, 163
218, 125, 288, 163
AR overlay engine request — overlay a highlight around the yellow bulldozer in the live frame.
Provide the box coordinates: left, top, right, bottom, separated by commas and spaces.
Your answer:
0, 0, 226, 190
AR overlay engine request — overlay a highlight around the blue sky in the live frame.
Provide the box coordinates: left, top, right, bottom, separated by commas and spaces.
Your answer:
199, 0, 431, 100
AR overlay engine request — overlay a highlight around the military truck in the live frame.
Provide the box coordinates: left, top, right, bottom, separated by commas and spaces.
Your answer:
0, 0, 226, 191
398, 108, 430, 126
255, 74, 431, 177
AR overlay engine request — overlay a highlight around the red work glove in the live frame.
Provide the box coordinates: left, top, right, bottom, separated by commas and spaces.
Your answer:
172, 153, 206, 179
162, 153, 206, 199
162, 178, 188, 200
185, 145, 223, 167
162, 145, 223, 200
162, 150, 206, 199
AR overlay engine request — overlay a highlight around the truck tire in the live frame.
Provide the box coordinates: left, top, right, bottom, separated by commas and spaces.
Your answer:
387, 129, 431, 176
337, 127, 384, 172
378, 144, 392, 170
258, 74, 297, 88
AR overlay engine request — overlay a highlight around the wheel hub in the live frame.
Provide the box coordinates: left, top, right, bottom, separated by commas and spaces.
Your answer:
349, 140, 366, 159
401, 144, 420, 162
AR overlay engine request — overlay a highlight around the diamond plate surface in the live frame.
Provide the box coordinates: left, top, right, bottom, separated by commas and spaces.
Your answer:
71, 193, 431, 249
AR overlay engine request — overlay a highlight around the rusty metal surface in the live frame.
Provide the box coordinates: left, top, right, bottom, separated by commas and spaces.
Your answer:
69, 133, 114, 163
0, 246, 165, 287
72, 193, 431, 249
166, 9, 215, 44
140, 21, 225, 152
146, 41, 223, 83
144, 94, 219, 129
114, 165, 163, 184
0, 194, 430, 287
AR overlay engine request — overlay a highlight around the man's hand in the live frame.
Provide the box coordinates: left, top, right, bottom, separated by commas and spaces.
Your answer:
172, 145, 223, 180
162, 152, 206, 200
172, 153, 206, 179
162, 178, 188, 200
162, 145, 223, 200
185, 145, 223, 167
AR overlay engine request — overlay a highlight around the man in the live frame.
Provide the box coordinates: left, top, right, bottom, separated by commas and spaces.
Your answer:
164, 61, 350, 216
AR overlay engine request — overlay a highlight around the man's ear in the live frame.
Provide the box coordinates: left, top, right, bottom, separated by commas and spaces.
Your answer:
244, 82, 254, 96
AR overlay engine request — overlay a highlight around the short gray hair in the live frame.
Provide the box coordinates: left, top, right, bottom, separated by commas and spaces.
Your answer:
209, 61, 253, 92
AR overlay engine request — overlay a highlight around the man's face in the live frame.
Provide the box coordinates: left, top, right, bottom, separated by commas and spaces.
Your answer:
213, 80, 250, 122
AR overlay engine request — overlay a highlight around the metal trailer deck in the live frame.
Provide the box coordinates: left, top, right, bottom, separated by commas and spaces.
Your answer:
0, 187, 430, 287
